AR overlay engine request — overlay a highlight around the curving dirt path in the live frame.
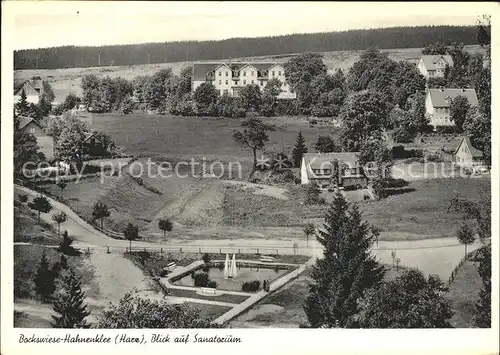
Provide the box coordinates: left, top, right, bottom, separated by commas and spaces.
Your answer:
15, 184, 484, 281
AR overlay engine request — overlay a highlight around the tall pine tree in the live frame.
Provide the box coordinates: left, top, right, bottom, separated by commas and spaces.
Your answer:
52, 267, 90, 328
15, 89, 30, 116
304, 192, 385, 328
292, 131, 308, 167
34, 251, 56, 302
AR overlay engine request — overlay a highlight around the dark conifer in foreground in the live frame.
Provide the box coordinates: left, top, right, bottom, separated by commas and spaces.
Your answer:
34, 251, 56, 302
52, 267, 90, 329
304, 192, 385, 328
292, 131, 308, 167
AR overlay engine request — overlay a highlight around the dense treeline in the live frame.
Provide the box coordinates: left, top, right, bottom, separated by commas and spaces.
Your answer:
14, 26, 477, 70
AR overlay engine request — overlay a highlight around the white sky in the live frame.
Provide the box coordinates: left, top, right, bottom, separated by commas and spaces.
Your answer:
6, 2, 492, 50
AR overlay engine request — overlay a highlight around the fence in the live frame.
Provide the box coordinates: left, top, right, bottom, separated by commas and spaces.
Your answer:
74, 244, 318, 256
447, 248, 480, 286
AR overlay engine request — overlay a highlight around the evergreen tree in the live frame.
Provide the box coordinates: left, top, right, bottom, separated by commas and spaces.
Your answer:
14, 116, 40, 176
51, 254, 69, 280
292, 131, 308, 167
52, 267, 90, 328
304, 192, 385, 328
92, 201, 111, 229
15, 89, 30, 116
34, 251, 56, 302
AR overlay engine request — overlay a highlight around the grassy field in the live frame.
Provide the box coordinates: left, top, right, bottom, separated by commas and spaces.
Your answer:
85, 113, 336, 160
359, 178, 490, 240
169, 288, 250, 304
14, 200, 60, 244
447, 259, 482, 328
14, 45, 484, 103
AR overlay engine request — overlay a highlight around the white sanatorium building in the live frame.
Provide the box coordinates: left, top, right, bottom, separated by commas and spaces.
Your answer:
191, 62, 297, 99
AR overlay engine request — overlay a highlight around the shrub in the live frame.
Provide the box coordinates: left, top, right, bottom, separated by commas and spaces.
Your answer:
58, 231, 80, 256
435, 126, 457, 134
392, 126, 417, 143
192, 271, 217, 288
19, 194, 28, 203
202, 253, 211, 264
242, 280, 261, 292
391, 145, 424, 159
202, 265, 211, 273
207, 280, 218, 289
426, 152, 444, 162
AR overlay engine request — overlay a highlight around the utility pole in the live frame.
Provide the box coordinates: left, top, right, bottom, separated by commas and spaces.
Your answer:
35, 56, 39, 69
98, 54, 101, 66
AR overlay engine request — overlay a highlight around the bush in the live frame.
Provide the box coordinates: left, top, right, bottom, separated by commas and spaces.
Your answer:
192, 271, 217, 288
19, 194, 28, 203
242, 280, 261, 292
202, 264, 211, 273
202, 253, 211, 264
192, 272, 209, 286
392, 126, 417, 143
207, 280, 218, 289
425, 152, 444, 162
435, 126, 457, 134
391, 145, 424, 159
275, 99, 301, 116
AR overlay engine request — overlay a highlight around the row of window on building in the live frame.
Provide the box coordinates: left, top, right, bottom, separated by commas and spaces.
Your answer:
219, 70, 283, 77
217, 79, 288, 87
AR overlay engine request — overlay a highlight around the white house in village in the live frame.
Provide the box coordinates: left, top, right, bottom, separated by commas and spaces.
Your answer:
16, 116, 54, 160
425, 88, 479, 128
417, 55, 454, 78
300, 152, 368, 189
191, 62, 296, 99
14, 78, 45, 106
453, 136, 486, 168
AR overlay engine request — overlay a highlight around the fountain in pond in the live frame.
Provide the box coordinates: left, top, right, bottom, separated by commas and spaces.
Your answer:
224, 253, 238, 279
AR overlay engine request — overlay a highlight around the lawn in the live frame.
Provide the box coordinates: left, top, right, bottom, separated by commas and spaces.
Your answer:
446, 259, 482, 328
358, 178, 491, 240
14, 199, 60, 244
184, 302, 233, 320
168, 288, 249, 304
86, 114, 337, 160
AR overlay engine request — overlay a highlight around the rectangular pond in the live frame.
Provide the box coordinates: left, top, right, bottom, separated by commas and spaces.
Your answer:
173, 265, 290, 292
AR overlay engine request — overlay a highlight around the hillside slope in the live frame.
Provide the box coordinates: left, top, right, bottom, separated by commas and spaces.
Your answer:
14, 25, 477, 69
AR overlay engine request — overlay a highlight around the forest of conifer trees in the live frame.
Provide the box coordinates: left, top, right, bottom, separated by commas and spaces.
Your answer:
14, 25, 477, 70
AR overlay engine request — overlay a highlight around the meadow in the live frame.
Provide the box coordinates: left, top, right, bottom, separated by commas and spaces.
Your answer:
14, 45, 485, 103
85, 113, 336, 160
